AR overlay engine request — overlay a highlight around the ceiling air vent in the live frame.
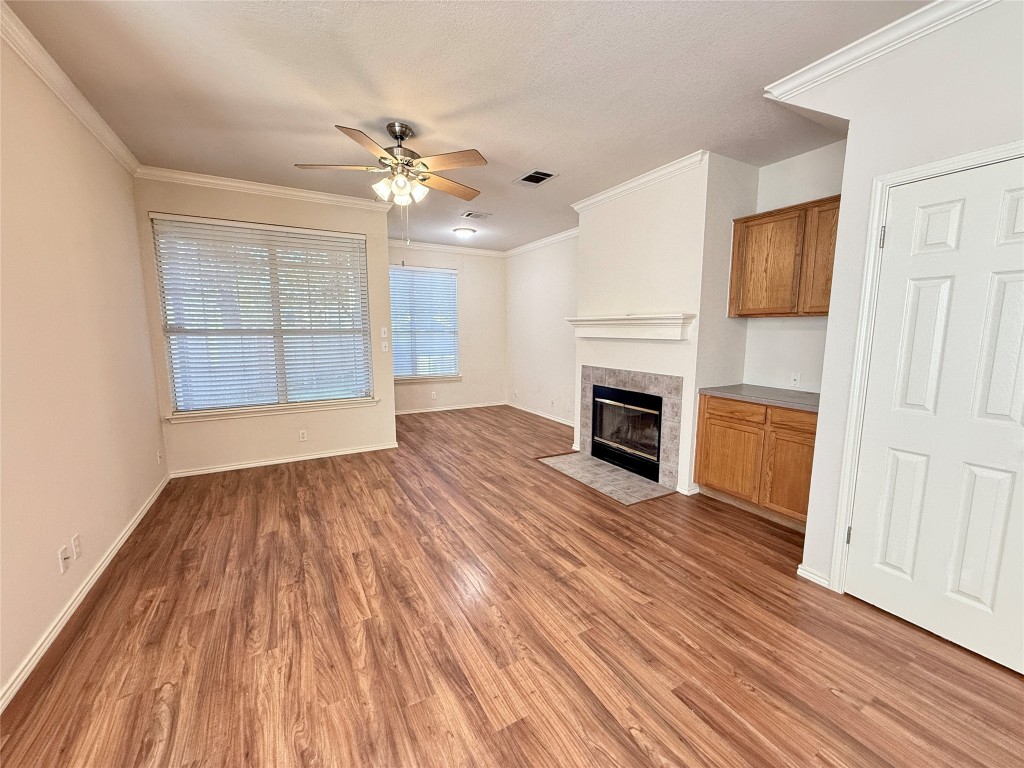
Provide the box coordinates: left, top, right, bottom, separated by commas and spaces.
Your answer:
513, 170, 557, 187
461, 211, 492, 220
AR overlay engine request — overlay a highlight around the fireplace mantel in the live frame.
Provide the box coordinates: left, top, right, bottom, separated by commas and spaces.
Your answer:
566, 313, 696, 341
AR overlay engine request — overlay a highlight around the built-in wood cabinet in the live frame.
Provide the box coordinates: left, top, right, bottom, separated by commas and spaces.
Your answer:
695, 395, 817, 523
728, 195, 840, 317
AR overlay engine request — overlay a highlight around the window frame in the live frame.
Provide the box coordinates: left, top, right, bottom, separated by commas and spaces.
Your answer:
388, 264, 461, 382
150, 213, 377, 421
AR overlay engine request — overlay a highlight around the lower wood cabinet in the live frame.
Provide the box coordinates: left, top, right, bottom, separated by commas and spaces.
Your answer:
695, 395, 817, 523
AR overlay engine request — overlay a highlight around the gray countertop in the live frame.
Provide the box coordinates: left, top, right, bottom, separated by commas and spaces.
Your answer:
698, 383, 820, 412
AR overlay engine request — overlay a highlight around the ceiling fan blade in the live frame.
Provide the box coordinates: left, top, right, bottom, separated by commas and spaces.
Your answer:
415, 149, 487, 172
420, 174, 480, 201
335, 126, 396, 162
295, 164, 384, 171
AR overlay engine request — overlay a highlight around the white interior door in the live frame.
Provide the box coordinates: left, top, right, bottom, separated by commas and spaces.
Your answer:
846, 156, 1024, 672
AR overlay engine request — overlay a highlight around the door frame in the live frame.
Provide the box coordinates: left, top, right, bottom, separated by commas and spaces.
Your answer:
828, 139, 1024, 592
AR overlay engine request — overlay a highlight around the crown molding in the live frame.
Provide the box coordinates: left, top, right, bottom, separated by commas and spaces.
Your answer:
764, 0, 997, 103
135, 166, 393, 212
388, 239, 506, 259
572, 151, 706, 213
504, 227, 579, 257
1, 2, 140, 173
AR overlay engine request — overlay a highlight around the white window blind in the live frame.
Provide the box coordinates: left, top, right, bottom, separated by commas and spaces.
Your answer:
389, 266, 459, 379
152, 216, 372, 413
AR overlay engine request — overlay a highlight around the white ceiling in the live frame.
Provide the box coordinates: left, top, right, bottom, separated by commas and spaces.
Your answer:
9, 1, 922, 251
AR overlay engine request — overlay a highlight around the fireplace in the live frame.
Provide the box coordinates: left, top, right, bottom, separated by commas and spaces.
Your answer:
591, 384, 663, 481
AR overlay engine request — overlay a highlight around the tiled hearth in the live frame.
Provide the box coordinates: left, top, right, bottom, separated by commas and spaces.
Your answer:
579, 365, 684, 491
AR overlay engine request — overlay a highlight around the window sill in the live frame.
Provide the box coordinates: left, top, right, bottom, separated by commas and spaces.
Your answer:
165, 397, 381, 423
394, 375, 463, 384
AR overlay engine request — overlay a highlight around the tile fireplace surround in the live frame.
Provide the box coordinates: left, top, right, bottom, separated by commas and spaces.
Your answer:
579, 365, 684, 491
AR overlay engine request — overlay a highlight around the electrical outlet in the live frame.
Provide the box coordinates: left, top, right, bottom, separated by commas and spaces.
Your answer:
513, 389, 518, 398
71, 534, 82, 559
381, 327, 389, 338
790, 372, 801, 389
430, 391, 436, 400
156, 449, 163, 464
58, 546, 70, 575
382, 340, 389, 352
298, 429, 308, 442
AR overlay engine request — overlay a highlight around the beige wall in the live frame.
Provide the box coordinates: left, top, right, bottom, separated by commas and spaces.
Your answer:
506, 233, 578, 425
574, 158, 711, 483
743, 139, 847, 392
133, 177, 396, 475
1, 43, 166, 695
388, 243, 507, 413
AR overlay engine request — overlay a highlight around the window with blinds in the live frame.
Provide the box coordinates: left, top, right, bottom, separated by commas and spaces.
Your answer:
389, 266, 459, 379
152, 215, 372, 413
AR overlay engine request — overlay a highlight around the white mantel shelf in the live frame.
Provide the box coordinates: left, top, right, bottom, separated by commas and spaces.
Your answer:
566, 313, 696, 341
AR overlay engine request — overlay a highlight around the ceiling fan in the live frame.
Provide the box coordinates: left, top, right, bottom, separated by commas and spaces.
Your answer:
296, 122, 486, 204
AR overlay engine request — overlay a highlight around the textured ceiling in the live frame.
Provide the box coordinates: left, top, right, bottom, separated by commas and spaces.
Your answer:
9, 1, 922, 250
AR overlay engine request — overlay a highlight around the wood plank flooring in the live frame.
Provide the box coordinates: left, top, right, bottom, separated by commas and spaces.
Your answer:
2, 405, 1021, 767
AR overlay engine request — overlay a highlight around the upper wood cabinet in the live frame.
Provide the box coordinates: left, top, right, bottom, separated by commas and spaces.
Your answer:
728, 195, 840, 317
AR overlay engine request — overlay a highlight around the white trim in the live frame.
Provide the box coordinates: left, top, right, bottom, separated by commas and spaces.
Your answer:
797, 564, 831, 588
506, 402, 574, 427
395, 401, 505, 416
677, 483, 701, 496
566, 313, 697, 341
765, 0, 996, 102
389, 264, 457, 275
169, 442, 399, 478
135, 166, 392, 212
165, 397, 380, 424
0, 474, 169, 712
150, 212, 367, 241
572, 151, 706, 213
389, 239, 505, 259
394, 375, 463, 384
504, 228, 579, 257
572, 442, 580, 451
1, 3, 140, 173
829, 140, 1024, 592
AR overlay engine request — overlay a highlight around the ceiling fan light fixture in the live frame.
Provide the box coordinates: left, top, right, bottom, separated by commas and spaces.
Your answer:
410, 178, 429, 203
392, 193, 413, 206
371, 177, 392, 200
453, 227, 476, 239
391, 173, 412, 196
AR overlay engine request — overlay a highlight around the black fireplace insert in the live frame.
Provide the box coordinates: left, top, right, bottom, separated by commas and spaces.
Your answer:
591, 384, 662, 481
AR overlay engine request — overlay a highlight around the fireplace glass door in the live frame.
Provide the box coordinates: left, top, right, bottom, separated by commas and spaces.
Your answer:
591, 385, 662, 481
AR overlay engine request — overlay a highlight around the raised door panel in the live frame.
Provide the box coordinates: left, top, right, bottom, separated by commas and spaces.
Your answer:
698, 418, 765, 502
760, 428, 815, 521
798, 197, 840, 315
730, 209, 805, 316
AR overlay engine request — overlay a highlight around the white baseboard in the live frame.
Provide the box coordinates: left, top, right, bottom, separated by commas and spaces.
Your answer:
505, 402, 574, 427
677, 482, 701, 496
572, 443, 580, 451
797, 563, 831, 588
0, 473, 170, 713
395, 401, 505, 416
169, 442, 400, 478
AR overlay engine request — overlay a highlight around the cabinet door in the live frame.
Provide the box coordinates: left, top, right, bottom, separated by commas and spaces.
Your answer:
698, 418, 765, 502
760, 428, 815, 520
798, 197, 840, 315
729, 209, 805, 316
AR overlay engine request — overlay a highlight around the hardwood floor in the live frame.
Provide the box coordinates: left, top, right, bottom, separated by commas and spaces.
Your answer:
2, 406, 1021, 766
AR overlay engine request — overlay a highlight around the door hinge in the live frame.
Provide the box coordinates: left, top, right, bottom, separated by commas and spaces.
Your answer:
878, 226, 886, 249
846, 526, 852, 545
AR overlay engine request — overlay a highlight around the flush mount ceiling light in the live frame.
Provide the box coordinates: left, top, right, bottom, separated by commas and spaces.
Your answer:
296, 122, 487, 206
453, 227, 477, 239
